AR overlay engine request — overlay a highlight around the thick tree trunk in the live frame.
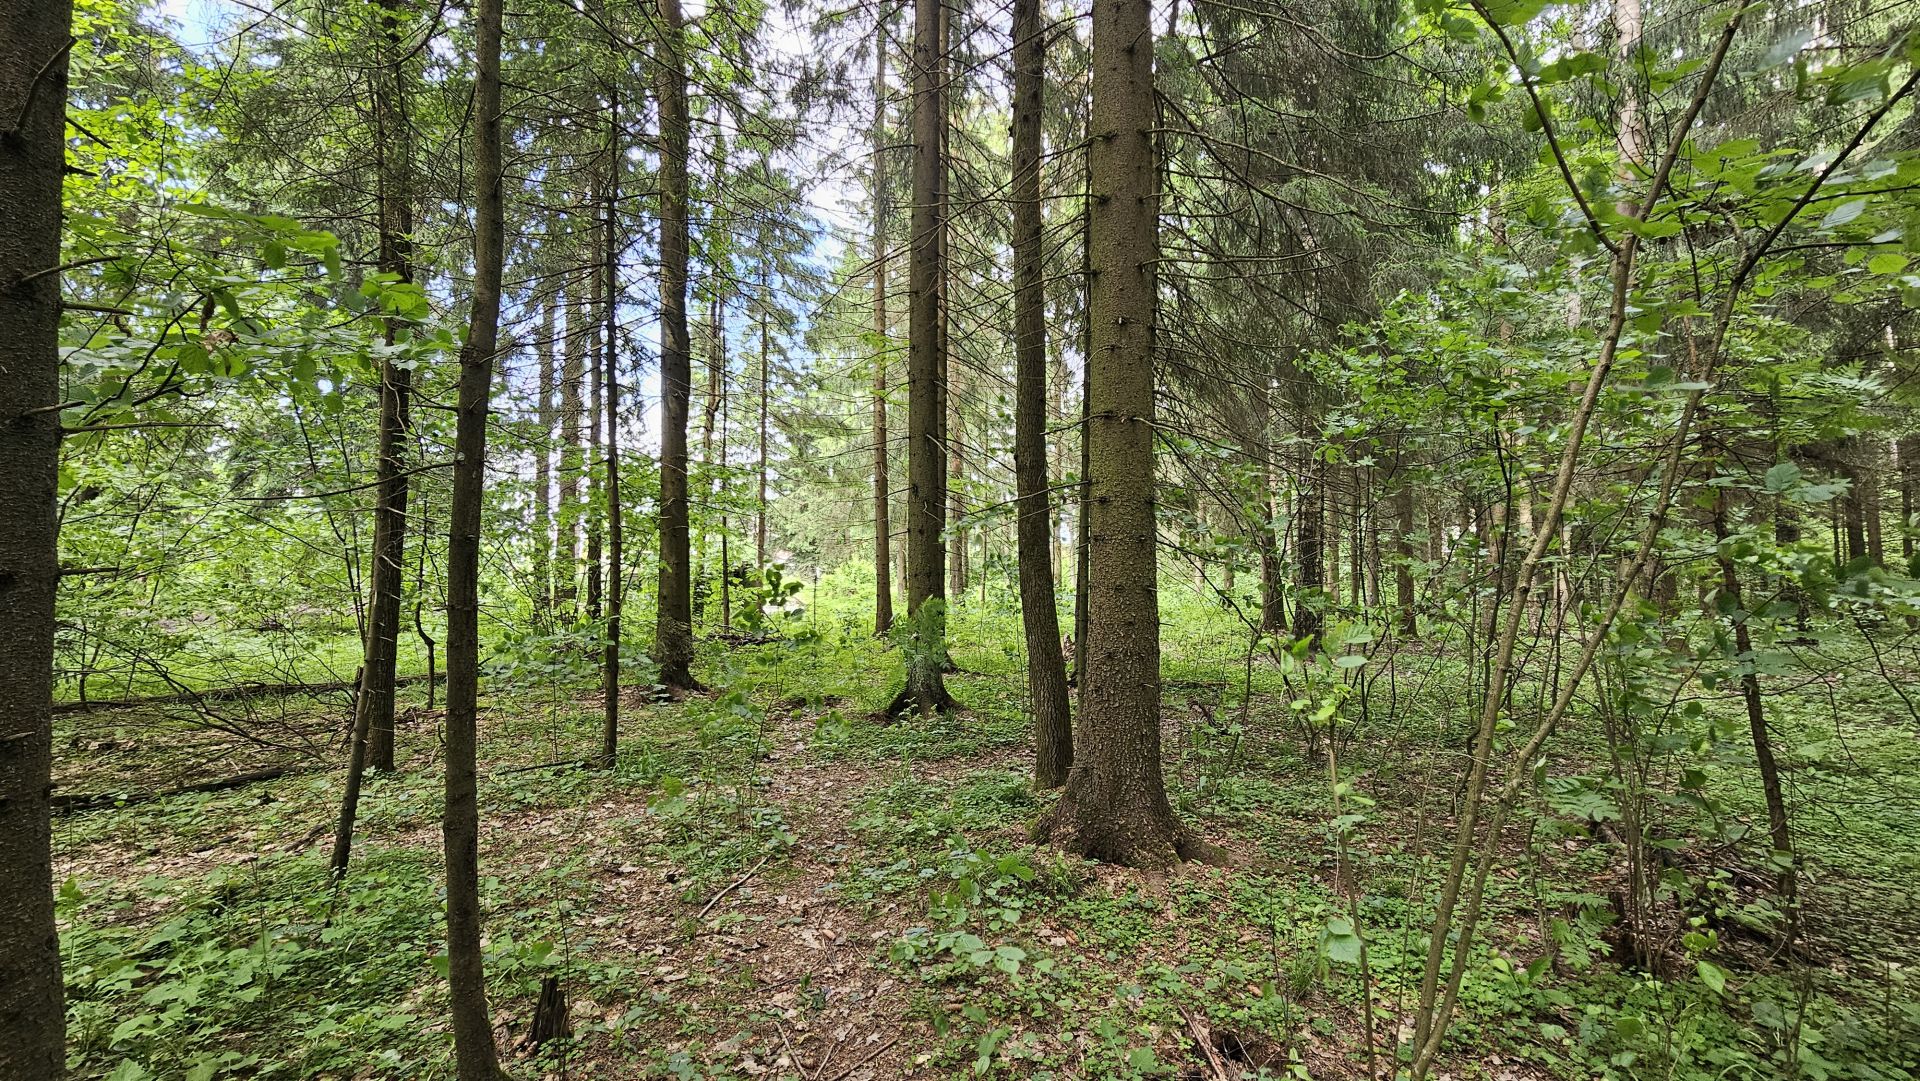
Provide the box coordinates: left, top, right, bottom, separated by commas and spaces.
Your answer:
1071, 152, 1093, 686
600, 102, 625, 766
1012, 0, 1071, 789
655, 0, 698, 690
442, 0, 508, 1068
1038, 0, 1197, 867
0, 0, 71, 1070
896, 0, 953, 714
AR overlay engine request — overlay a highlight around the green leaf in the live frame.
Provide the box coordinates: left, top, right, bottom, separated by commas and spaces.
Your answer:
1820, 199, 1867, 231
1697, 960, 1729, 994
1764, 462, 1801, 492
1481, 0, 1550, 25
1868, 253, 1908, 275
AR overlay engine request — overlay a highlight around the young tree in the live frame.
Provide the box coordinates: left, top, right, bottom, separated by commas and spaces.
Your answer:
441, 0, 508, 1068
1010, 0, 1070, 788
600, 96, 626, 765
1037, 0, 1198, 866
655, 0, 699, 691
0, 1, 72, 1071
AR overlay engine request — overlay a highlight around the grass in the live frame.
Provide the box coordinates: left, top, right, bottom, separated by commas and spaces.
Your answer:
48, 581, 1920, 1080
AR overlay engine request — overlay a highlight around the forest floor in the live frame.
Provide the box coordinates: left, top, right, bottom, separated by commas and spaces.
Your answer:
49, 602, 1920, 1080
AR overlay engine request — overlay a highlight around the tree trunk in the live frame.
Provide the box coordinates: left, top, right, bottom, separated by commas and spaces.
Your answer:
1071, 149, 1093, 685
557, 287, 586, 618
585, 229, 604, 623
655, 0, 698, 690
1038, 0, 1196, 867
1711, 488, 1798, 919
872, 13, 895, 636
1864, 438, 1885, 566
443, 0, 507, 1067
0, 0, 71, 1069
336, 0, 417, 874
600, 100, 625, 766
533, 294, 556, 621
1293, 439, 1324, 645
1902, 435, 1918, 569
757, 277, 771, 569
896, 0, 953, 714
361, 0, 416, 774
1255, 374, 1284, 634
1012, 0, 1071, 788
1395, 478, 1417, 639
949, 395, 967, 600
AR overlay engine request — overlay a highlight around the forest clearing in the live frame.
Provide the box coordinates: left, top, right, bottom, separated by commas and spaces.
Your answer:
5, 0, 1920, 1076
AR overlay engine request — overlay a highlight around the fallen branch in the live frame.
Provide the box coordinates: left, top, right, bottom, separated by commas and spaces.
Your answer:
53, 764, 316, 814
822, 1036, 899, 1081
1183, 1010, 1232, 1081
54, 673, 431, 714
697, 854, 773, 921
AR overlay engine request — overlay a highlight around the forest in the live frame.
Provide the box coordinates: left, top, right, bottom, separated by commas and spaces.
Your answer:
2, 0, 1919, 1076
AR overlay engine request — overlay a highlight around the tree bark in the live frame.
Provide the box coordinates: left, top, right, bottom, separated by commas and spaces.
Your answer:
600, 98, 624, 766
872, 12, 895, 637
557, 287, 586, 618
533, 292, 555, 620
1071, 148, 1093, 686
895, 0, 953, 714
1292, 432, 1324, 645
442, 0, 508, 1067
361, 0, 416, 774
1011, 0, 1071, 789
585, 228, 604, 623
757, 275, 771, 569
1711, 487, 1797, 917
0, 0, 71, 1069
1395, 476, 1417, 639
1037, 0, 1196, 867
655, 0, 698, 690
1255, 373, 1284, 634
335, 0, 417, 875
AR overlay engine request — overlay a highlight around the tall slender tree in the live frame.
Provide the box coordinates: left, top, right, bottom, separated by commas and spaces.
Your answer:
0, 0, 72, 1071
441, 0, 508, 1067
359, 0, 417, 775
600, 94, 625, 765
871, 9, 895, 637
1011, 0, 1071, 788
895, 0, 954, 715
655, 0, 698, 690
1038, 0, 1198, 866
334, 0, 420, 877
